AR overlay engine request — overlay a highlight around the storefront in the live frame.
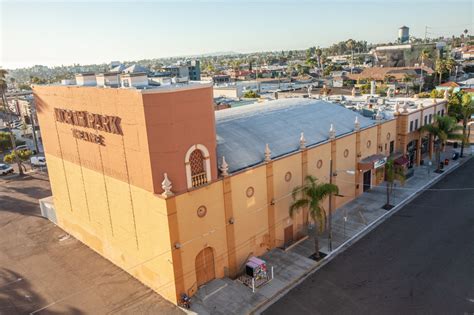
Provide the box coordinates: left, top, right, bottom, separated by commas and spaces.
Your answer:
421, 136, 430, 160
406, 140, 418, 169
358, 154, 387, 190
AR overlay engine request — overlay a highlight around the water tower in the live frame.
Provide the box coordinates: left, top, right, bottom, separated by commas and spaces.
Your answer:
398, 26, 409, 43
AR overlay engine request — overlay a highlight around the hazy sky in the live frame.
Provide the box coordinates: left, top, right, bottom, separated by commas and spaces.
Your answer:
1, 0, 472, 69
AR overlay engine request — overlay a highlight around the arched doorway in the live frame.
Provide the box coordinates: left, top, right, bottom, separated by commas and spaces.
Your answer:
195, 247, 215, 288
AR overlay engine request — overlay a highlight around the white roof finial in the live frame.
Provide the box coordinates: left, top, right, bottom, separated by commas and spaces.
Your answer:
161, 173, 173, 198
299, 132, 306, 150
354, 116, 360, 131
375, 109, 383, 121
264, 143, 272, 162
220, 156, 229, 176
329, 124, 336, 139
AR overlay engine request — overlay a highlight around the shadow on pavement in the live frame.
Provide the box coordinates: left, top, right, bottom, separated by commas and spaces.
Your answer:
0, 268, 83, 315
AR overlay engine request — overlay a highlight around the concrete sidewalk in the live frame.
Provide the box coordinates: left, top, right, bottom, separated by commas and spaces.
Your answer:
292, 149, 466, 257
186, 148, 471, 315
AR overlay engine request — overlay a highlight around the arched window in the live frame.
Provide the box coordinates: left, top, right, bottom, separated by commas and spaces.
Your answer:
185, 144, 211, 189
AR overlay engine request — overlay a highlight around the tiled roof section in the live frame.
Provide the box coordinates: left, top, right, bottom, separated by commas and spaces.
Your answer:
439, 81, 460, 87
215, 98, 376, 173
347, 66, 434, 81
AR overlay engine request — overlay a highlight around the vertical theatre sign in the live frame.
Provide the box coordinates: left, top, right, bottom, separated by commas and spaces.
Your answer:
54, 108, 122, 145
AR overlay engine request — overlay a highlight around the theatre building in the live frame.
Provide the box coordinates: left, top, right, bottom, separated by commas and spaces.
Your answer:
34, 77, 428, 304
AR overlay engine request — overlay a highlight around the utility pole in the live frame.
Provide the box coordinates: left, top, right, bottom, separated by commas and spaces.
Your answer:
29, 100, 40, 154
328, 158, 333, 252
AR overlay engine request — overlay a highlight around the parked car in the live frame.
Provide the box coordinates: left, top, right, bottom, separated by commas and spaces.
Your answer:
31, 156, 46, 167
0, 164, 14, 175
15, 145, 29, 151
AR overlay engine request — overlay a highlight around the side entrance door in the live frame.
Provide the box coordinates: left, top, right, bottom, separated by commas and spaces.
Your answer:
195, 247, 215, 288
363, 170, 371, 192
284, 225, 293, 247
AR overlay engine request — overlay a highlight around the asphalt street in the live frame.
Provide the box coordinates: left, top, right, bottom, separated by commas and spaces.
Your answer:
264, 157, 474, 315
0, 172, 182, 315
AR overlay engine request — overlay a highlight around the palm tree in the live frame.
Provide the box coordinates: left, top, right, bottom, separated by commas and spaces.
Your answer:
419, 49, 430, 93
459, 94, 474, 158
0, 69, 25, 175
403, 74, 414, 95
435, 59, 447, 85
289, 175, 339, 259
382, 159, 405, 210
420, 115, 463, 172
315, 48, 323, 69
445, 58, 456, 79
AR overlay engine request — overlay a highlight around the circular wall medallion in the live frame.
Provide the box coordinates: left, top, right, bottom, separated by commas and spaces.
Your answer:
316, 159, 323, 169
284, 171, 292, 182
367, 140, 372, 148
386, 132, 391, 140
343, 149, 349, 158
197, 205, 207, 218
246, 186, 255, 198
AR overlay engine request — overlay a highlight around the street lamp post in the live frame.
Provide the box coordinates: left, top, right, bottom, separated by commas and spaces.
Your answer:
328, 159, 334, 252
328, 158, 355, 252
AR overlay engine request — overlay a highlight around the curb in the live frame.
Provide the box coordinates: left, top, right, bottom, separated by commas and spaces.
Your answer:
252, 156, 471, 315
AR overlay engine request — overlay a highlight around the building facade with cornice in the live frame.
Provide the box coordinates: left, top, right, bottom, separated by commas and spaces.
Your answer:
33, 78, 446, 304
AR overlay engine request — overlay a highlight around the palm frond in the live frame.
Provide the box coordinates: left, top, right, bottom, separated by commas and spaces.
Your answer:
289, 199, 309, 218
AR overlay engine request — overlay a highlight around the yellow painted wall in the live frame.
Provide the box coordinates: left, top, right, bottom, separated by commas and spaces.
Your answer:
334, 134, 357, 208
360, 128, 378, 159
174, 181, 228, 296
380, 119, 397, 155
272, 153, 304, 247
46, 153, 178, 303
230, 166, 269, 270
306, 142, 332, 214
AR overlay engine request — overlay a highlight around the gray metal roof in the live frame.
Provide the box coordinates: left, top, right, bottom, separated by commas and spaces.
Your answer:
215, 98, 377, 173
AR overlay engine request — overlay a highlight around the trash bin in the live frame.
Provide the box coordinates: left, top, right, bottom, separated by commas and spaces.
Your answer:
453, 142, 458, 149
444, 158, 449, 165
452, 152, 459, 160
440, 162, 444, 169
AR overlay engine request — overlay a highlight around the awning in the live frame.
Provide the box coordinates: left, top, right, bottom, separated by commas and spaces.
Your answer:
358, 154, 387, 171
394, 156, 409, 165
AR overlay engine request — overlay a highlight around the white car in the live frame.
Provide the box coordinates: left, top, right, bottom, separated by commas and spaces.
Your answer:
0, 164, 14, 175
31, 156, 46, 167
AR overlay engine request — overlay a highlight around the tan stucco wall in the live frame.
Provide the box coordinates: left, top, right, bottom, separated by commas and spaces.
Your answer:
46, 154, 178, 303
230, 166, 269, 267
334, 134, 357, 208
173, 181, 228, 296
272, 153, 304, 246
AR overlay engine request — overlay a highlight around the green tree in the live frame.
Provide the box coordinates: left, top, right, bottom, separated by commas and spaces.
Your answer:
0, 69, 26, 175
445, 58, 456, 78
435, 59, 447, 85
4, 150, 32, 167
243, 90, 259, 98
403, 74, 414, 94
289, 175, 339, 259
451, 94, 474, 158
420, 115, 463, 172
383, 159, 405, 210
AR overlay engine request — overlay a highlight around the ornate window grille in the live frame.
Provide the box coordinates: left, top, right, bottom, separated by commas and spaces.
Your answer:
190, 149, 208, 187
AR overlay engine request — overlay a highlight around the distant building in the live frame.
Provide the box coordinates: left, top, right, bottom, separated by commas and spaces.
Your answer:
164, 60, 201, 81
347, 66, 434, 84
